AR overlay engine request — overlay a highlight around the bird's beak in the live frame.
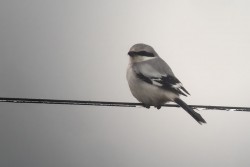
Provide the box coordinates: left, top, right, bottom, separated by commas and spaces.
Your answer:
128, 51, 136, 57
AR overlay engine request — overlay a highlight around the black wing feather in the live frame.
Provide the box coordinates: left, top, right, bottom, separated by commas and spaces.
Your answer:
135, 72, 190, 96
136, 73, 153, 84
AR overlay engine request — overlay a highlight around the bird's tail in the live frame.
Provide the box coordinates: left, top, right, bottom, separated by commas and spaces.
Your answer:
174, 98, 206, 125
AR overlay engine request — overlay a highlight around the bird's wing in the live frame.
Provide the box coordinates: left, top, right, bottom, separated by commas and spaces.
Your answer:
133, 60, 190, 96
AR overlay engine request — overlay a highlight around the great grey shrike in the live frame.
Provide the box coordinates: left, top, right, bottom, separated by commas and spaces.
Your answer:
126, 43, 206, 124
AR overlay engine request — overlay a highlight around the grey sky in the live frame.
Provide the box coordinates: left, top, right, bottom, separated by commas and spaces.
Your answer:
1, 0, 250, 167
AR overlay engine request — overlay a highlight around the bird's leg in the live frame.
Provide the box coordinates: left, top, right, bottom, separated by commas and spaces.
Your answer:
142, 104, 150, 109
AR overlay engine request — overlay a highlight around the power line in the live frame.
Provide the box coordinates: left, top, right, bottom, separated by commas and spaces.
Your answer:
0, 97, 249, 112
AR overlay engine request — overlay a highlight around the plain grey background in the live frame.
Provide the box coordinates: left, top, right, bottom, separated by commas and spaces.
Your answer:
1, 0, 250, 167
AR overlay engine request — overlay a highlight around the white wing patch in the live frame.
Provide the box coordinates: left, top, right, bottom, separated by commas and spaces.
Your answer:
171, 82, 183, 89
152, 79, 163, 87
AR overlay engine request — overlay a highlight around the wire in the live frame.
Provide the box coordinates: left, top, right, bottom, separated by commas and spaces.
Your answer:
0, 97, 249, 112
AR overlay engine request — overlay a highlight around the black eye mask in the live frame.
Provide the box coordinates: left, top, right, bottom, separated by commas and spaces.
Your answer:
128, 51, 155, 57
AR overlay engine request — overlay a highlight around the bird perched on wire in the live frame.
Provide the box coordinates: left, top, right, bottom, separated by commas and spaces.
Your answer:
126, 43, 206, 124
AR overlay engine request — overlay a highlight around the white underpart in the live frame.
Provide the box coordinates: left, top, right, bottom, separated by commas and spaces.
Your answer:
127, 65, 179, 107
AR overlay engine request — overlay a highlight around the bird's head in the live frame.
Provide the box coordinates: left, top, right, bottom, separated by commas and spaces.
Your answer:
128, 43, 158, 62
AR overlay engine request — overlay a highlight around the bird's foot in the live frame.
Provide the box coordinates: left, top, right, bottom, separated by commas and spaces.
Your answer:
142, 104, 150, 109
155, 106, 161, 110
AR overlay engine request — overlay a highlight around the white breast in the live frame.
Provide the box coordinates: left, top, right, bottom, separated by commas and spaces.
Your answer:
126, 65, 178, 107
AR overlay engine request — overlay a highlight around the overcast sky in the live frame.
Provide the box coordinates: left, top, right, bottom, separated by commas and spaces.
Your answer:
1, 0, 250, 167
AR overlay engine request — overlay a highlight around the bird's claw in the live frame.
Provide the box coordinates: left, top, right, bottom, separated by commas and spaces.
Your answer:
156, 106, 161, 109
142, 104, 150, 109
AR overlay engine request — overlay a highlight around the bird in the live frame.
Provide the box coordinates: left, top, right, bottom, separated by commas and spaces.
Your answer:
126, 43, 206, 124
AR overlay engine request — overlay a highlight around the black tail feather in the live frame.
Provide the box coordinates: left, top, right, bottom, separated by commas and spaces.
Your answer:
180, 86, 190, 96
174, 98, 206, 125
